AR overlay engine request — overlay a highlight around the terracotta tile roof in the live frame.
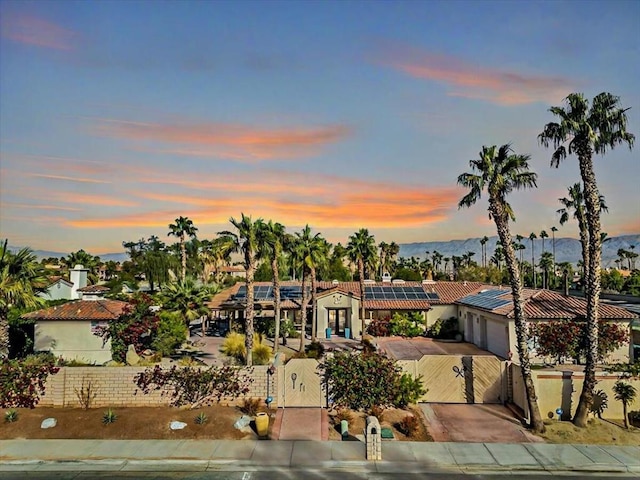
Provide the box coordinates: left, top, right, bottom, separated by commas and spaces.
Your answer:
77, 284, 110, 293
316, 286, 360, 299
364, 299, 431, 310
23, 300, 128, 321
218, 266, 245, 273
422, 281, 487, 304
207, 284, 242, 310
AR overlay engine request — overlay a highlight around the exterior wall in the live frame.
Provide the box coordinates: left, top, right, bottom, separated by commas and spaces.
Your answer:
316, 293, 360, 338
35, 320, 112, 364
38, 365, 275, 408
486, 318, 509, 360
425, 305, 458, 327
510, 364, 640, 420
40, 281, 73, 301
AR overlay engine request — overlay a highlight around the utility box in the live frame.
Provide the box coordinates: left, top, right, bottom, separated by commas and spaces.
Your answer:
365, 416, 382, 461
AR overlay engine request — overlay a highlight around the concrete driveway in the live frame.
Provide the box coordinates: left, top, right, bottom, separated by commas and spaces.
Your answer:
420, 403, 544, 443
377, 337, 496, 360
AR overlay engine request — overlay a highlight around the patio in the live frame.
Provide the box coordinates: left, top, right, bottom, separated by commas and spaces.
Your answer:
377, 336, 497, 360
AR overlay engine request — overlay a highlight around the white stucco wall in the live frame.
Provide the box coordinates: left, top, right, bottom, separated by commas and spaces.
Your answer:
34, 320, 112, 364
316, 293, 360, 338
40, 281, 73, 301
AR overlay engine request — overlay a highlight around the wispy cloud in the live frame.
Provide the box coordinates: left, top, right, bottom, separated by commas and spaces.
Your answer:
2, 203, 82, 212
28, 174, 111, 184
89, 118, 352, 162
1, 14, 77, 51
376, 44, 574, 105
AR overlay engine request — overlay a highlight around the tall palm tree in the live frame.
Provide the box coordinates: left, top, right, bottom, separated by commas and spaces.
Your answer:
539, 92, 635, 427
347, 228, 377, 338
0, 241, 48, 358
528, 233, 537, 287
480, 236, 489, 268
540, 230, 548, 255
162, 277, 213, 330
431, 250, 443, 275
257, 221, 286, 352
539, 252, 554, 290
378, 241, 388, 278
220, 214, 263, 366
550, 226, 558, 287
458, 144, 545, 433
168, 216, 198, 281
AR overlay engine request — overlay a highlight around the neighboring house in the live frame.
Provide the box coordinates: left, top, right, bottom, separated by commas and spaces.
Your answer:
217, 265, 247, 279
39, 265, 89, 301
24, 290, 127, 364
457, 288, 638, 364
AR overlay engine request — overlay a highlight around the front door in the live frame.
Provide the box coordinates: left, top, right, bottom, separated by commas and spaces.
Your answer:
328, 309, 347, 335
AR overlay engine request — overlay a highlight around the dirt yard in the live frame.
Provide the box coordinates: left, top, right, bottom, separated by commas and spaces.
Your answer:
327, 406, 432, 442
541, 418, 640, 445
0, 406, 261, 440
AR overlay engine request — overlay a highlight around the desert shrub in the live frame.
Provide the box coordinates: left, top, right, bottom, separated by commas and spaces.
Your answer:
252, 342, 272, 365
221, 332, 246, 362
74, 378, 100, 410
239, 397, 262, 416
388, 312, 424, 338
321, 351, 419, 410
194, 411, 208, 425
4, 409, 18, 423
305, 341, 325, 359
629, 410, 640, 427
334, 408, 354, 423
134, 365, 253, 409
368, 405, 385, 423
395, 373, 427, 408
366, 319, 390, 337
426, 317, 459, 339
398, 414, 419, 436
0, 357, 59, 408
102, 408, 117, 424
152, 311, 188, 357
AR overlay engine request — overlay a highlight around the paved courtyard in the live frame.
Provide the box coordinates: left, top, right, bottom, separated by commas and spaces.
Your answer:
377, 337, 496, 360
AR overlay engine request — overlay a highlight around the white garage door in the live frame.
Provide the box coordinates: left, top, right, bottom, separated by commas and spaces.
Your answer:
486, 319, 509, 359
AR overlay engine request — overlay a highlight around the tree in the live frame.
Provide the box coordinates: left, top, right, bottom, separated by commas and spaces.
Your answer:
550, 226, 558, 288
457, 144, 545, 433
257, 220, 286, 352
480, 236, 489, 268
539, 252, 554, 290
539, 92, 634, 427
66, 249, 101, 284
162, 277, 213, 331
528, 233, 537, 288
0, 241, 47, 358
613, 381, 637, 429
220, 214, 264, 366
540, 230, 548, 258
168, 216, 198, 281
347, 228, 377, 339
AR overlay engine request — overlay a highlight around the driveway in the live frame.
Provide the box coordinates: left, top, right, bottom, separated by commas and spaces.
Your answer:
377, 337, 496, 360
420, 403, 544, 443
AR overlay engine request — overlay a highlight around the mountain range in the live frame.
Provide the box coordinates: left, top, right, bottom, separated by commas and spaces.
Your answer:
8, 233, 640, 268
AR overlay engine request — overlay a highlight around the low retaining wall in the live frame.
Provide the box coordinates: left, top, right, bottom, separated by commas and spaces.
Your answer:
510, 363, 640, 420
38, 365, 276, 408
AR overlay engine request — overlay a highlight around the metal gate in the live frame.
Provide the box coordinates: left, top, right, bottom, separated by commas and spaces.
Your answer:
279, 358, 325, 407
400, 355, 505, 404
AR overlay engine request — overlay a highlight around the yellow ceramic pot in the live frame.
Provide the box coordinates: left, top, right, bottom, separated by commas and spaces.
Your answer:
255, 412, 269, 437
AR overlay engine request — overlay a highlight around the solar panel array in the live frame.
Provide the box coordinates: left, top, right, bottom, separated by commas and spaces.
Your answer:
458, 289, 511, 310
364, 286, 437, 301
234, 285, 303, 301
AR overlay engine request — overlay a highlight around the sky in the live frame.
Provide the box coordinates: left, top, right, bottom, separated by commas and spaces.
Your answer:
1, 0, 639, 255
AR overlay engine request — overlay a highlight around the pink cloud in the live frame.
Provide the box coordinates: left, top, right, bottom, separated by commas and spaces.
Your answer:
1, 14, 77, 51
376, 45, 575, 105
89, 118, 352, 162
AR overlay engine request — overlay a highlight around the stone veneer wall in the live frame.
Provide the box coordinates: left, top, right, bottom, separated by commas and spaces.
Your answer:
38, 366, 277, 408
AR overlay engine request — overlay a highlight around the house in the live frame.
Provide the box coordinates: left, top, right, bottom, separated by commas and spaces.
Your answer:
39, 265, 89, 301
457, 288, 638, 364
24, 288, 127, 364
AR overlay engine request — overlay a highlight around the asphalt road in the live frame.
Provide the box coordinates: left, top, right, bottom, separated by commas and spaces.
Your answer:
0, 471, 635, 480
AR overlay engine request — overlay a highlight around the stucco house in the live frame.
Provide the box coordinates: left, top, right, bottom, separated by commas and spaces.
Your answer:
24, 293, 128, 364
457, 287, 638, 364
39, 265, 90, 301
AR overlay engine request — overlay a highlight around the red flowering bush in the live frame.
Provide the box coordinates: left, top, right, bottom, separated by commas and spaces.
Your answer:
367, 319, 390, 337
134, 365, 253, 409
0, 356, 59, 408
530, 319, 628, 364
97, 294, 160, 363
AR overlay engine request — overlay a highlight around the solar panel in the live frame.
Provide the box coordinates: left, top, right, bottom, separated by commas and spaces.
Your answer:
459, 290, 510, 310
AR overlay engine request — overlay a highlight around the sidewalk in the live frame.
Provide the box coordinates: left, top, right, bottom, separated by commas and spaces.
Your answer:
1, 439, 639, 474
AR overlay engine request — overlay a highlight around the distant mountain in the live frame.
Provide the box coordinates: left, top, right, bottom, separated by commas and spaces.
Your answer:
399, 234, 640, 267
7, 246, 129, 263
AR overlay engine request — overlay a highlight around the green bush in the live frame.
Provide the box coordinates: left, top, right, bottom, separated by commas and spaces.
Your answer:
221, 332, 246, 362
252, 342, 272, 365
152, 311, 188, 356
388, 312, 425, 337
426, 317, 460, 339
305, 341, 325, 359
395, 373, 427, 408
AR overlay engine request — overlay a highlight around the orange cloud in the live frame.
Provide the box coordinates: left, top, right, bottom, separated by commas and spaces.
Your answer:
376, 45, 574, 105
90, 118, 352, 161
1, 14, 77, 51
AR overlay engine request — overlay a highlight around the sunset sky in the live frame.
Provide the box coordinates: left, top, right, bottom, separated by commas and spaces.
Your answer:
1, 0, 638, 255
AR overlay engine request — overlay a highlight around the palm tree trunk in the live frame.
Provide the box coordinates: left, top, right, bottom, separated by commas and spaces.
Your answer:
573, 151, 602, 427
272, 256, 281, 353
358, 258, 366, 339
180, 234, 187, 281
245, 253, 255, 367
0, 311, 9, 358
623, 402, 629, 429
311, 267, 317, 341
491, 200, 545, 433
299, 271, 309, 352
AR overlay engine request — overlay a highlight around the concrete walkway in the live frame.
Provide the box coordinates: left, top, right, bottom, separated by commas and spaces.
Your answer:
1, 439, 639, 475
274, 408, 328, 441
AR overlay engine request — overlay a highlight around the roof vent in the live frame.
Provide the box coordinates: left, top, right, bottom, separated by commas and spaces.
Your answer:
382, 273, 391, 283
392, 279, 406, 284
363, 279, 376, 284
422, 279, 435, 284
332, 279, 339, 285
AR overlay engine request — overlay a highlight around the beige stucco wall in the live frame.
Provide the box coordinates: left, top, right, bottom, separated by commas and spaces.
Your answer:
35, 320, 112, 364
316, 292, 360, 338
425, 305, 458, 327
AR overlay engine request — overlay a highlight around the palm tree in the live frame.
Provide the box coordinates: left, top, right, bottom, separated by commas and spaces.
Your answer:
539, 252, 554, 290
528, 233, 537, 287
347, 228, 377, 339
0, 241, 48, 358
162, 277, 213, 333
220, 214, 264, 366
540, 230, 548, 255
431, 250, 443, 275
480, 236, 489, 268
443, 256, 451, 275
550, 226, 558, 287
613, 381, 637, 429
539, 92, 635, 427
457, 144, 544, 433
257, 221, 286, 352
168, 216, 198, 281
378, 241, 388, 278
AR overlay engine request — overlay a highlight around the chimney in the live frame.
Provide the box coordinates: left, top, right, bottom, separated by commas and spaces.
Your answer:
70, 265, 89, 299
